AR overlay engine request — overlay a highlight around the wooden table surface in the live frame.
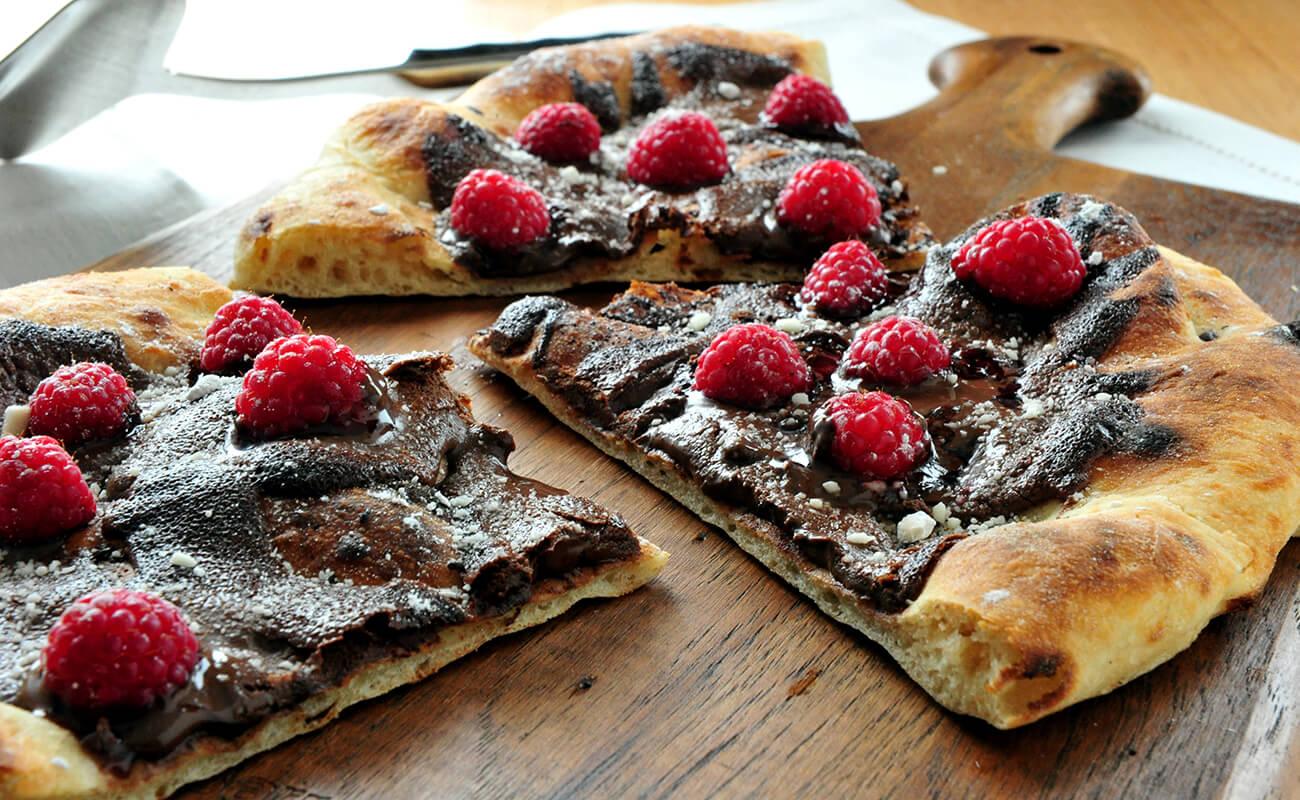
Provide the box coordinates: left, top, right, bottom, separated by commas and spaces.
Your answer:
914, 0, 1300, 142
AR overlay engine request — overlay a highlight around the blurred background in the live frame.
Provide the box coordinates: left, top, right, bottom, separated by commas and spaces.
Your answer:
3, 0, 1299, 288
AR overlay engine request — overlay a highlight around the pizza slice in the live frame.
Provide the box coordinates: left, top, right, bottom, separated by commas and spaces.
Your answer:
469, 193, 1300, 728
232, 26, 930, 298
0, 268, 666, 798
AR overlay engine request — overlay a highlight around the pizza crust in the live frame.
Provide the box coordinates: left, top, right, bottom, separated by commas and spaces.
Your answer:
0, 268, 232, 373
0, 545, 668, 800
469, 247, 1300, 728
231, 27, 851, 299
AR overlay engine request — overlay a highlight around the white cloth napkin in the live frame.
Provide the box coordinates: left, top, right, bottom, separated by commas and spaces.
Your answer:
3, 0, 1299, 289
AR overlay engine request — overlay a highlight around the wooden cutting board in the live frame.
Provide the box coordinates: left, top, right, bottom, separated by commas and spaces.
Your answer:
85, 37, 1300, 800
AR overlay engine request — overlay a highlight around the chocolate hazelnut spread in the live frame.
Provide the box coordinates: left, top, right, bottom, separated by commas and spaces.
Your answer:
423, 43, 930, 277
0, 321, 639, 771
473, 193, 1178, 612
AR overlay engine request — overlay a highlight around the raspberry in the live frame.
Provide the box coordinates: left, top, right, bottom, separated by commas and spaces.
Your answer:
28, 362, 136, 444
235, 334, 370, 438
200, 295, 303, 373
777, 159, 881, 241
950, 216, 1086, 307
693, 323, 811, 409
762, 74, 850, 133
626, 112, 729, 188
43, 589, 199, 711
515, 102, 602, 163
816, 391, 929, 479
800, 241, 889, 317
450, 169, 550, 250
842, 316, 951, 385
0, 435, 96, 543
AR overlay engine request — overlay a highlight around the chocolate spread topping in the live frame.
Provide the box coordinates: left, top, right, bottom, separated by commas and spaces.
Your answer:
474, 193, 1178, 612
422, 42, 930, 277
0, 324, 639, 771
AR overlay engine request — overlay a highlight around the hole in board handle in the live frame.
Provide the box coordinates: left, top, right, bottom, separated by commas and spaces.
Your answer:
1029, 43, 1062, 54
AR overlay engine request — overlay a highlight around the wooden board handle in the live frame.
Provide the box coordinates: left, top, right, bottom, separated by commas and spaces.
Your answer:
923, 37, 1151, 151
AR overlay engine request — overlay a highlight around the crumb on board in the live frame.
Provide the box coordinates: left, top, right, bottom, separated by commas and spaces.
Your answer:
786, 668, 823, 698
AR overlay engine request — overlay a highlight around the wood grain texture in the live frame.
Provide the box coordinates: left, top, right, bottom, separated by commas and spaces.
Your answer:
78, 37, 1300, 800
914, 0, 1300, 142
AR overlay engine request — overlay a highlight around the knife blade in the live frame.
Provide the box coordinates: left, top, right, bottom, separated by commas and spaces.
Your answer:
0, 0, 636, 159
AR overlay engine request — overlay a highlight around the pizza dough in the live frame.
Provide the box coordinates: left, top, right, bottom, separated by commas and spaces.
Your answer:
0, 268, 666, 799
232, 27, 929, 299
469, 194, 1300, 728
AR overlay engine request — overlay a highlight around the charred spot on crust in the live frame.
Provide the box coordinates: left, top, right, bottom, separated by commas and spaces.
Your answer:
1053, 297, 1140, 361
1099, 246, 1161, 286
1149, 274, 1181, 308
1027, 192, 1065, 220
249, 210, 273, 237
1117, 422, 1179, 457
1021, 654, 1061, 679
630, 51, 666, 115
568, 70, 622, 131
1095, 368, 1159, 395
664, 43, 792, 85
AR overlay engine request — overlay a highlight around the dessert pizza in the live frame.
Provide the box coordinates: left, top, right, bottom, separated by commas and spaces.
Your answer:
470, 193, 1300, 728
232, 27, 930, 298
0, 268, 666, 798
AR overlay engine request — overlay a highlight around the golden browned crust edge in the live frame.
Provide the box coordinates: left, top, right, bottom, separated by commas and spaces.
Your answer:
0, 542, 668, 799
0, 268, 233, 372
467, 247, 1300, 728
231, 27, 925, 299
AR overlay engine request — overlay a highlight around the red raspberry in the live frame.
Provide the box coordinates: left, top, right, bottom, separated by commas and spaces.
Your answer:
763, 74, 850, 132
0, 435, 96, 543
28, 362, 136, 444
842, 316, 951, 385
777, 159, 881, 242
450, 169, 550, 250
200, 295, 303, 373
626, 112, 729, 188
694, 323, 811, 409
235, 334, 370, 438
800, 241, 889, 317
817, 391, 929, 479
950, 216, 1085, 307
43, 589, 199, 711
515, 102, 602, 163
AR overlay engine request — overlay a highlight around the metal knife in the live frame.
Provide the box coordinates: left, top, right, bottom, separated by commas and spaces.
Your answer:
0, 0, 634, 159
